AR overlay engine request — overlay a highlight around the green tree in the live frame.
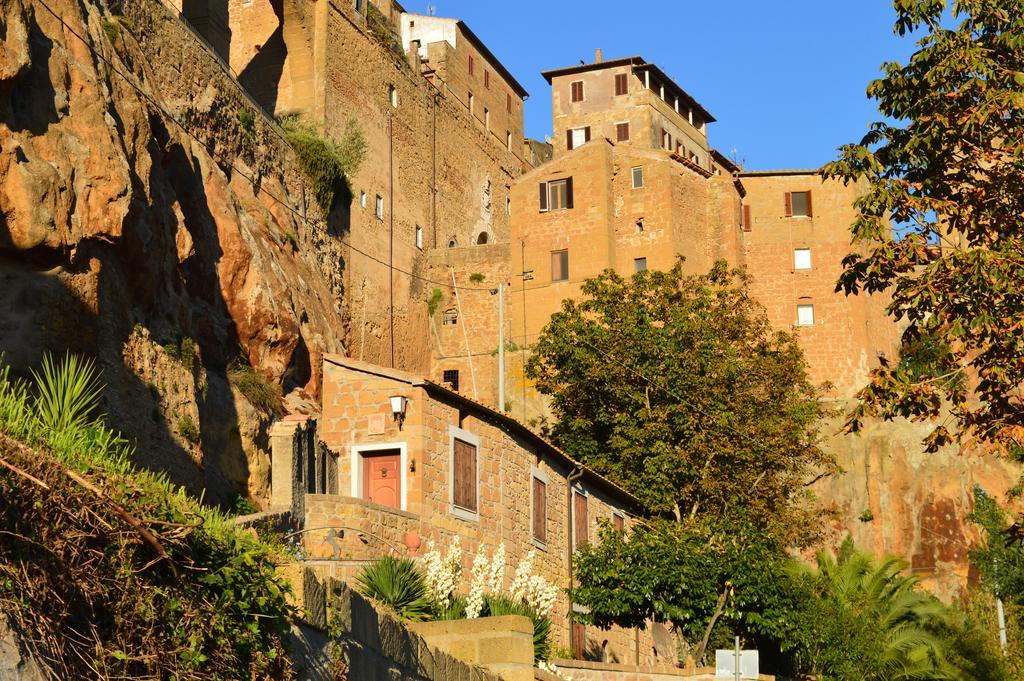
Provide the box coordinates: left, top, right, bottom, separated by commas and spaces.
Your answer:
526, 260, 832, 544
824, 0, 1024, 453
969, 486, 1024, 604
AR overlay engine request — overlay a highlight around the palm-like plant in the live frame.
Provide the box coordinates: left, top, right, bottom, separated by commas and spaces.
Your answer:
793, 541, 961, 681
482, 594, 552, 664
355, 556, 434, 622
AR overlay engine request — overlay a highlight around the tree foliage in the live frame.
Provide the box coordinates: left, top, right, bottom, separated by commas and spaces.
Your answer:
824, 0, 1024, 453
526, 260, 832, 544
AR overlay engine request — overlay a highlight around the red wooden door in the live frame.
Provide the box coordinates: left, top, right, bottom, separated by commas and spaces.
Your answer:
362, 450, 401, 509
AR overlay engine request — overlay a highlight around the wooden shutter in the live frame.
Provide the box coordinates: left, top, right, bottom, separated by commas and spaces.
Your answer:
453, 439, 477, 512
571, 621, 586, 660
784, 192, 793, 217
573, 491, 589, 549
613, 513, 624, 532
539, 182, 548, 212
615, 73, 627, 95
616, 122, 629, 142
532, 477, 547, 542
565, 177, 574, 209
743, 204, 752, 232
566, 129, 573, 150
469, 55, 474, 75
805, 191, 813, 217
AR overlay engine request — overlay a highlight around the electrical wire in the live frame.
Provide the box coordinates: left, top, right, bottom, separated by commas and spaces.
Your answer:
33, 0, 497, 292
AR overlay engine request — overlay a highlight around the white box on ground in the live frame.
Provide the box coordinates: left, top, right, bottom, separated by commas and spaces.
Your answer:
714, 649, 759, 678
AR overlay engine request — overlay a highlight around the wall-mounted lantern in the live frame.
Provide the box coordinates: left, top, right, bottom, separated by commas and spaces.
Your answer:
390, 395, 408, 429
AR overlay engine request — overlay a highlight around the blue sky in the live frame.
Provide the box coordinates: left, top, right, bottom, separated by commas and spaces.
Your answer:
405, 1, 920, 170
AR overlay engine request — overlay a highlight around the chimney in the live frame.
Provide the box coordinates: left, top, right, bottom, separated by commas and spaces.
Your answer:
595, 48, 603, 64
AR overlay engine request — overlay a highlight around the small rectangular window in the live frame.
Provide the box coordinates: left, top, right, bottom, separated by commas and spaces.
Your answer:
443, 369, 460, 390
614, 73, 628, 96
468, 55, 475, 76
375, 195, 384, 220
797, 304, 815, 327
442, 309, 458, 326
634, 257, 647, 272
388, 84, 397, 108
360, 191, 367, 208
484, 108, 490, 131
506, 131, 512, 151
742, 204, 752, 232
787, 191, 812, 218
507, 92, 512, 112
631, 166, 644, 189
541, 178, 572, 211
570, 80, 584, 102
616, 122, 629, 142
551, 249, 569, 282
567, 126, 590, 150
613, 512, 625, 532
484, 70, 490, 89
532, 475, 547, 543
468, 92, 474, 115
794, 248, 812, 270
415, 225, 423, 249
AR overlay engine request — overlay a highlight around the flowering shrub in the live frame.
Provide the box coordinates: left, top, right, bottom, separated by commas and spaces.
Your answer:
467, 542, 507, 619
422, 536, 461, 607
510, 549, 559, 618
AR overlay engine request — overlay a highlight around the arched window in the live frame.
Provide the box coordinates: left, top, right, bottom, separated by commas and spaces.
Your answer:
476, 232, 489, 245
447, 238, 458, 248
442, 309, 458, 326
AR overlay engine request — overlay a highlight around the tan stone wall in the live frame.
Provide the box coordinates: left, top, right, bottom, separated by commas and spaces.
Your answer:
427, 244, 512, 410
507, 142, 742, 421
317, 359, 662, 665
409, 616, 535, 681
738, 173, 900, 396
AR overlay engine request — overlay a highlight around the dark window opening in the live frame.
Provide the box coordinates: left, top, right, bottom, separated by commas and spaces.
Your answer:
443, 369, 460, 391
442, 309, 458, 326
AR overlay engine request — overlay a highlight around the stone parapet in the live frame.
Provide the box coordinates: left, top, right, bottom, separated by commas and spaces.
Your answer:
409, 616, 535, 681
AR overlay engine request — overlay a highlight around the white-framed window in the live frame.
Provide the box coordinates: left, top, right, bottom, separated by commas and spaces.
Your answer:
794, 248, 812, 270
360, 191, 367, 208
449, 426, 480, 521
415, 225, 423, 249
530, 466, 549, 547
375, 195, 384, 220
388, 84, 398, 108
797, 303, 815, 327
631, 166, 644, 189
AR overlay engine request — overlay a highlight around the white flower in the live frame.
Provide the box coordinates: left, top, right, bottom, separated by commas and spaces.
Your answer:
510, 549, 558, 617
510, 549, 536, 602
487, 542, 506, 593
422, 537, 462, 607
466, 543, 490, 618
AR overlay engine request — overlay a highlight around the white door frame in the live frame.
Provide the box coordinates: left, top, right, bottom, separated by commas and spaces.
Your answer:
350, 442, 408, 511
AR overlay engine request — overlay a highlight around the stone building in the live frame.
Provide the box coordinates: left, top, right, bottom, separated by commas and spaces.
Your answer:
271, 355, 667, 665
544, 53, 714, 170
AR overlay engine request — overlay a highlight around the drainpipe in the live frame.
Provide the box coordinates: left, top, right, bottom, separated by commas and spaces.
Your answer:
567, 466, 584, 655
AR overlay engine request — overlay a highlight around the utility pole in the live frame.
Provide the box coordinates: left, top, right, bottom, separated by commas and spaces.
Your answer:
998, 595, 1008, 654
734, 636, 740, 681
497, 282, 505, 412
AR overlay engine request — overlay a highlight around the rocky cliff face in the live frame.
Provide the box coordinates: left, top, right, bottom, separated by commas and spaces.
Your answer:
0, 0, 348, 504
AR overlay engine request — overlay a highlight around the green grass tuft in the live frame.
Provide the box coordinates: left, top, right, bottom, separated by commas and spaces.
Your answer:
280, 115, 365, 214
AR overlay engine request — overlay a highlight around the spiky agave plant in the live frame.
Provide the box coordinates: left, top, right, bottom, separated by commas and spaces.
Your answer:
355, 556, 434, 622
482, 594, 552, 664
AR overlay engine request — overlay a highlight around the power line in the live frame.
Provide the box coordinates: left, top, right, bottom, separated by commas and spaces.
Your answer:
34, 0, 496, 293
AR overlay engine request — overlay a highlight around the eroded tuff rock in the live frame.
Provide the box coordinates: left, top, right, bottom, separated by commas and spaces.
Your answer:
0, 0, 348, 503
